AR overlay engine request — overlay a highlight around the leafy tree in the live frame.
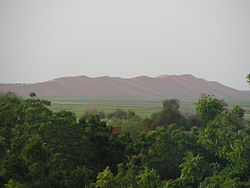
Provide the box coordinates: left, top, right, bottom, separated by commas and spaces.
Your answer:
1, 92, 250, 187
98, 160, 161, 188
177, 152, 212, 187
247, 73, 250, 85
40, 110, 92, 187
195, 94, 225, 123
137, 167, 161, 188
0, 93, 24, 147
229, 106, 245, 129
126, 110, 141, 121
98, 111, 106, 119
141, 118, 155, 131
138, 125, 197, 180
112, 161, 140, 187
227, 132, 250, 179
79, 114, 126, 174
95, 167, 114, 188
116, 119, 144, 143
0, 93, 93, 187
151, 99, 186, 128
29, 92, 36, 98
199, 175, 250, 188
186, 114, 205, 130
106, 109, 127, 120
84, 107, 100, 117
163, 99, 180, 112
4, 179, 27, 188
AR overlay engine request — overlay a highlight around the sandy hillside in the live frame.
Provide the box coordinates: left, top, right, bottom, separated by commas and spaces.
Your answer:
0, 74, 250, 100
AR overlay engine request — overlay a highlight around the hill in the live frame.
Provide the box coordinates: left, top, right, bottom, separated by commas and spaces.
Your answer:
0, 74, 250, 100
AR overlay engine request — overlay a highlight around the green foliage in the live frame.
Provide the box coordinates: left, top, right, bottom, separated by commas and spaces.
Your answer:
4, 179, 27, 188
150, 99, 186, 129
163, 99, 180, 112
0, 93, 123, 187
106, 109, 140, 121
195, 94, 225, 123
98, 111, 106, 119
112, 161, 140, 187
138, 125, 197, 180
95, 167, 114, 188
1, 92, 250, 187
118, 119, 144, 142
141, 118, 155, 130
228, 133, 250, 177
29, 92, 36, 98
179, 152, 212, 186
186, 114, 205, 130
106, 108, 127, 119
84, 107, 100, 117
79, 114, 126, 174
97, 160, 161, 188
229, 106, 245, 129
137, 167, 161, 188
199, 175, 250, 188
247, 73, 250, 85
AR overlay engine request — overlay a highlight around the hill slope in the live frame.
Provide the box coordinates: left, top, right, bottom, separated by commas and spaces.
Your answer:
0, 74, 249, 100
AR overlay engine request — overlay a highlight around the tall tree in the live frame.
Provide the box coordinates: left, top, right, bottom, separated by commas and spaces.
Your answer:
195, 94, 225, 123
151, 99, 186, 128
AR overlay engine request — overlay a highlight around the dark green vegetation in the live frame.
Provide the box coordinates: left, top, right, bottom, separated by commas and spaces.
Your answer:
1, 91, 250, 188
247, 74, 250, 85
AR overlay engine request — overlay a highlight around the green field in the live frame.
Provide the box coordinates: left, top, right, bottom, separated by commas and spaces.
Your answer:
43, 97, 250, 119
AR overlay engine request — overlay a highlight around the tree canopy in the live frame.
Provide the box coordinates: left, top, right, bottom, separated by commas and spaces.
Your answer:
0, 92, 249, 187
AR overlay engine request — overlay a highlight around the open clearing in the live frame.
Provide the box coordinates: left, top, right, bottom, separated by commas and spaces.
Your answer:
43, 97, 250, 119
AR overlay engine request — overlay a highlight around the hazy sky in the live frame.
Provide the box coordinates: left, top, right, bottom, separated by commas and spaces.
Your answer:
0, 0, 250, 90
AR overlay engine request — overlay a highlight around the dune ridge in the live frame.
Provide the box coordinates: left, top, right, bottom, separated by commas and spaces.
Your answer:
0, 74, 249, 100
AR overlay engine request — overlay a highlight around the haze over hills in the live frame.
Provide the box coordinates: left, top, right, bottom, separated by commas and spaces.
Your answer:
0, 74, 250, 100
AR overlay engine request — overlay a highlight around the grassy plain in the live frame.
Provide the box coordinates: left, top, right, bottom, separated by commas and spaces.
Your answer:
44, 97, 250, 119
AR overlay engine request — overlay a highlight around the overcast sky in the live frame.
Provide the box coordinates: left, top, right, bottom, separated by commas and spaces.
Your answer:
0, 0, 250, 90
